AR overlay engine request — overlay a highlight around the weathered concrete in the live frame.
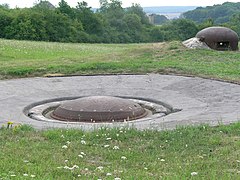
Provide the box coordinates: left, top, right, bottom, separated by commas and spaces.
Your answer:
0, 74, 239, 130
182, 37, 210, 49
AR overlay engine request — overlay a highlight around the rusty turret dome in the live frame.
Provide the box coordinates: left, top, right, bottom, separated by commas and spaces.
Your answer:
51, 96, 147, 122
196, 27, 239, 51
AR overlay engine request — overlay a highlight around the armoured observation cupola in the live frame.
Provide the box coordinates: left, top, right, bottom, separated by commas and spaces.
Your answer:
196, 27, 239, 51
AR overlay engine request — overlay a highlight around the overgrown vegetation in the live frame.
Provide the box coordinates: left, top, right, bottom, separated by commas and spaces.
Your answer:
0, 0, 200, 43
0, 0, 150, 43
1, 1, 240, 43
1, 123, 240, 179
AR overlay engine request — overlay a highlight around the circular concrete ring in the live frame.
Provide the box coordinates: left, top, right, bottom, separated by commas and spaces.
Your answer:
0, 74, 239, 130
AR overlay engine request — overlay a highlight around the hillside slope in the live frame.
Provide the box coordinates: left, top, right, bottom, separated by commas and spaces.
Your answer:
0, 39, 239, 83
183, 2, 240, 24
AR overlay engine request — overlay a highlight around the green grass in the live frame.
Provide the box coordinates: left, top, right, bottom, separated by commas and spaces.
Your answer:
0, 39, 239, 83
1, 123, 240, 179
1, 39, 240, 179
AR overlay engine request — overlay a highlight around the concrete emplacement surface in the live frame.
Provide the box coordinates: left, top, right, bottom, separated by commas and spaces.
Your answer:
0, 74, 239, 130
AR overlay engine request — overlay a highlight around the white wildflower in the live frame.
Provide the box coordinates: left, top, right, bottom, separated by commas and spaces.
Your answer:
68, 167, 74, 170
73, 165, 79, 169
106, 138, 112, 140
64, 166, 69, 169
104, 145, 110, 148
23, 160, 29, 163
80, 152, 86, 156
160, 159, 165, 162
23, 174, 28, 177
10, 175, 16, 177
115, 178, 121, 180
191, 172, 198, 176
63, 165, 79, 170
62, 145, 68, 149
106, 173, 112, 176
144, 167, 148, 170
81, 140, 86, 145
78, 154, 84, 158
66, 141, 71, 145
30, 175, 36, 178
121, 156, 127, 160
96, 166, 104, 171
113, 146, 119, 150
64, 160, 68, 163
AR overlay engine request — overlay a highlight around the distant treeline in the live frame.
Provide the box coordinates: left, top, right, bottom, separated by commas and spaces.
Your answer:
183, 2, 240, 25
0, 0, 200, 43
0, 1, 239, 43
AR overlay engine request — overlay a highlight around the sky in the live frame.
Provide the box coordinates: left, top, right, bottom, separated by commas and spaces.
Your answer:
0, 0, 240, 8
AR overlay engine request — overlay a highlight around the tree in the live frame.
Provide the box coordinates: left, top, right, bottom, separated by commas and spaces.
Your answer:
99, 0, 124, 19
76, 1, 103, 34
159, 19, 198, 41
126, 3, 150, 25
150, 27, 164, 42
0, 9, 12, 38
173, 19, 198, 40
123, 14, 145, 42
153, 14, 169, 25
33, 1, 55, 10
57, 0, 75, 19
198, 18, 214, 30
227, 13, 240, 36
5, 10, 48, 41
99, 0, 109, 13
43, 9, 83, 42
0, 3, 10, 9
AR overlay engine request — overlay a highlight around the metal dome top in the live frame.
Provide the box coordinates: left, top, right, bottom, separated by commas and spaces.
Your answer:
50, 96, 147, 122
196, 26, 239, 51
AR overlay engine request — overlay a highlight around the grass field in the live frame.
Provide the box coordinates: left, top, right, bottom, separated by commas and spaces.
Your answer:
1, 123, 240, 179
0, 39, 240, 179
0, 39, 239, 83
